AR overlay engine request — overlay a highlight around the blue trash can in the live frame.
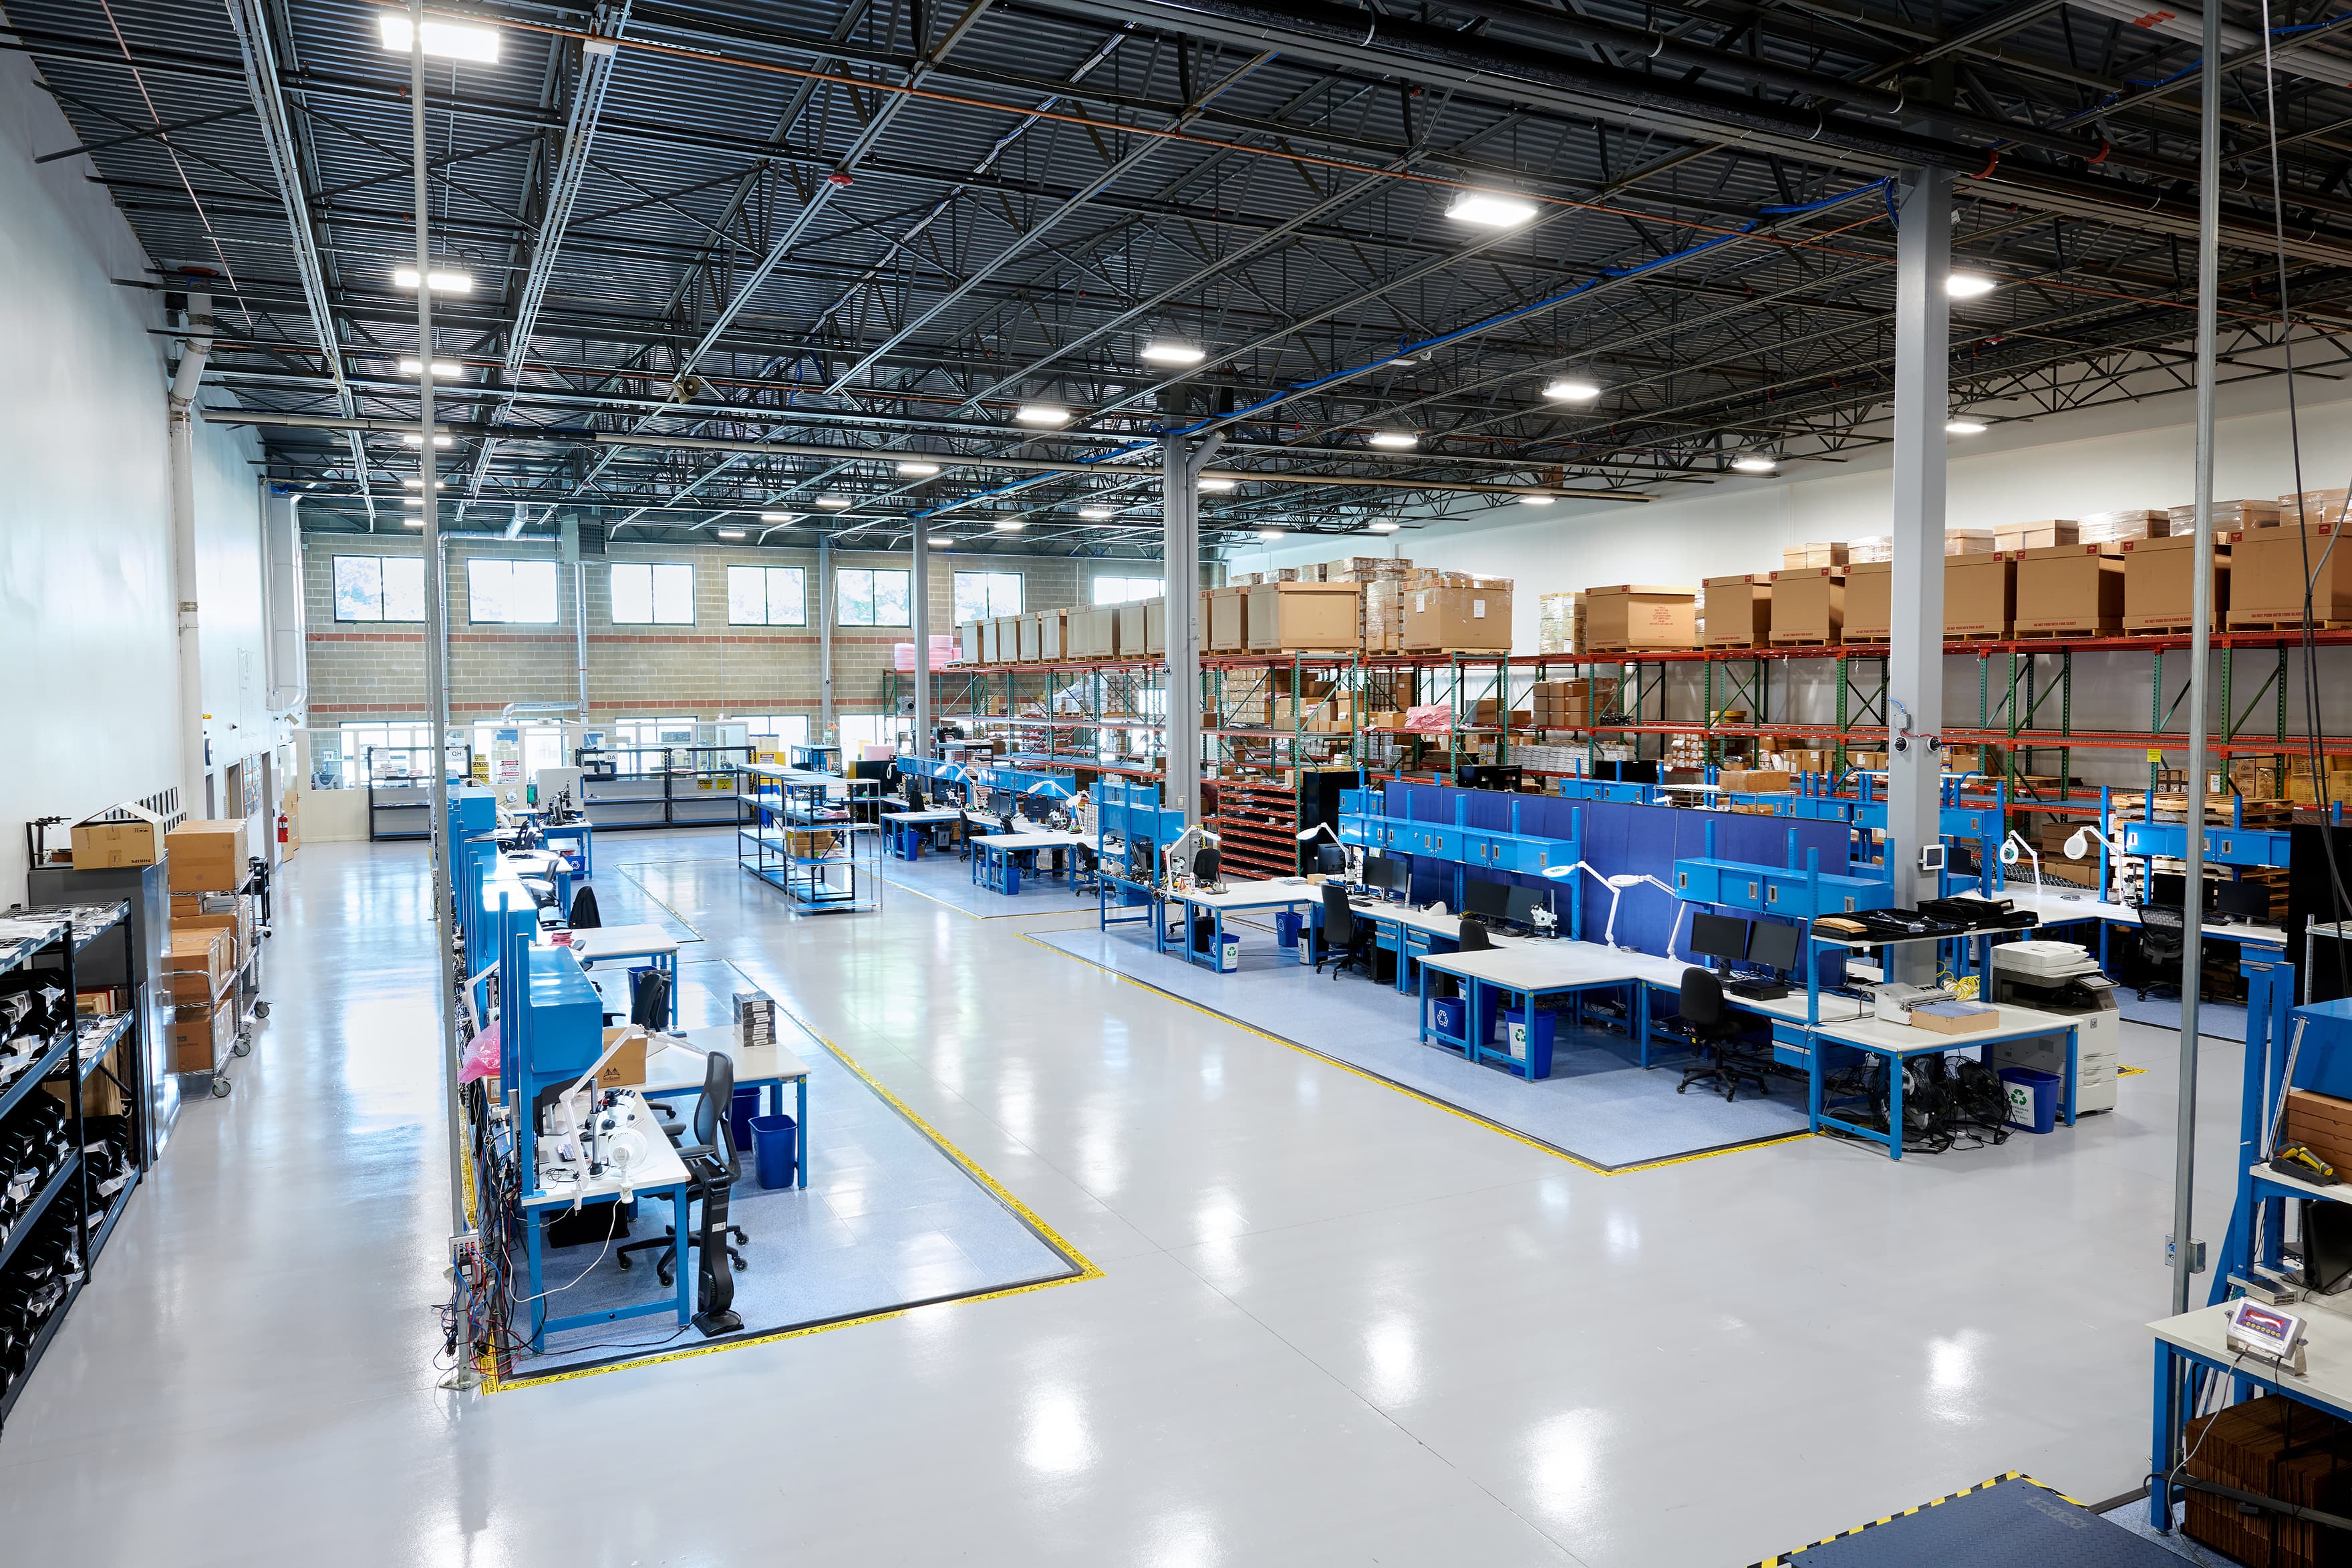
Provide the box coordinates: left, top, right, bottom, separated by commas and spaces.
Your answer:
750, 1113, 799, 1188
730, 1085, 762, 1151
1433, 995, 1466, 1039
1999, 1066, 2062, 1133
1273, 910, 1302, 949
1501, 1007, 1556, 1078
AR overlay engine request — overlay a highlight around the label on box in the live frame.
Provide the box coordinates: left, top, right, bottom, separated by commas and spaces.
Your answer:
1473, 599, 1485, 619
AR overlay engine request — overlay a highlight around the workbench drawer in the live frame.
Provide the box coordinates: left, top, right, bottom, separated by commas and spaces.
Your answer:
1771, 1021, 1813, 1070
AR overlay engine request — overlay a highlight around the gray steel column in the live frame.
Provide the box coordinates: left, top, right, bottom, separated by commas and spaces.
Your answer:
1163, 435, 1203, 826
407, 0, 463, 1248
818, 536, 836, 741
1886, 167, 1951, 985
911, 517, 933, 757
2170, 0, 2223, 1319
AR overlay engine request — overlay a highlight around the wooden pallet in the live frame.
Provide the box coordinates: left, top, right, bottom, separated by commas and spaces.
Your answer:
2122, 621, 2203, 637
2226, 616, 2352, 632
2015, 623, 2120, 639
1767, 635, 1842, 648
1585, 643, 1699, 655
1948, 629, 2011, 643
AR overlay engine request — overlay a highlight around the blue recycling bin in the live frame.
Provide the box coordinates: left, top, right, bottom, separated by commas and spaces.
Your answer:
750, 1113, 799, 1188
1501, 1007, 1556, 1078
730, 1085, 762, 1151
1431, 991, 1499, 1047
1274, 911, 1302, 950
1999, 1066, 2061, 1134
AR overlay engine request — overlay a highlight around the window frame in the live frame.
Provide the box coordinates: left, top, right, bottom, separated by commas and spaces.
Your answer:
331, 555, 428, 622
609, 561, 696, 626
726, 565, 808, 627
835, 566, 911, 627
953, 570, 1023, 622
466, 557, 562, 625
1091, 575, 1164, 606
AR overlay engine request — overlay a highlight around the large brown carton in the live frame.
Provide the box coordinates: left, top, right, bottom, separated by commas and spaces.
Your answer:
1702, 575, 1771, 647
2279, 490, 2350, 527
1769, 569, 1844, 644
2172, 500, 2278, 532
2230, 523, 2352, 627
1843, 561, 1892, 641
1247, 581, 1360, 651
1779, 542, 1849, 571
1207, 587, 1249, 651
1946, 553, 2017, 638
165, 926, 233, 1003
595, 1025, 649, 1091
2121, 533, 2230, 631
70, 804, 165, 869
2014, 544, 2123, 635
1993, 520, 2079, 552
170, 995, 235, 1074
1403, 585, 1512, 652
166, 819, 249, 893
1583, 585, 1695, 651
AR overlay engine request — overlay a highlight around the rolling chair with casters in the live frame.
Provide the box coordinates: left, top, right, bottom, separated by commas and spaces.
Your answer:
1675, 967, 1770, 1102
1192, 846, 1221, 887
1316, 885, 1376, 980
615, 1048, 747, 1336
2134, 901, 2186, 1001
566, 884, 603, 930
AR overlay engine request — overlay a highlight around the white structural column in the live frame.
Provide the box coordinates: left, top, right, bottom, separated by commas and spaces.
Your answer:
1886, 167, 1951, 982
818, 536, 836, 740
911, 518, 933, 756
1162, 433, 1217, 826
166, 289, 215, 814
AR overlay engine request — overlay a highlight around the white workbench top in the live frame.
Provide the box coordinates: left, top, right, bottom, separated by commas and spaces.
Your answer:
2152, 1299, 2352, 1416
635, 1035, 810, 1093
1810, 998, 2079, 1052
1960, 886, 2287, 947
1164, 877, 1333, 911
525, 1090, 686, 1207
881, 808, 966, 824
545, 923, 678, 959
973, 828, 1092, 851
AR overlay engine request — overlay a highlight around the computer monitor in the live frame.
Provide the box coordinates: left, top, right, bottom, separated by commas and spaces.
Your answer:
1462, 879, 1511, 921
1364, 855, 1406, 896
1503, 885, 1545, 930
987, 789, 1015, 817
2306, 1199, 2352, 1293
1314, 843, 1346, 876
1690, 913, 1751, 965
2217, 881, 2270, 923
1745, 920, 1801, 975
851, 759, 891, 782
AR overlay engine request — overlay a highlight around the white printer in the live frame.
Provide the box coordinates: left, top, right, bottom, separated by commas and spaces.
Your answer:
1989, 941, 2120, 1114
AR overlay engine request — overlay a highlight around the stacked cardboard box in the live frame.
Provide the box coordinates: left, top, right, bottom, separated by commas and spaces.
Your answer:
2279, 490, 2351, 527
1717, 768, 1794, 794
1844, 562, 1891, 641
1846, 535, 1893, 563
1245, 581, 1360, 651
1529, 677, 1620, 728
1701, 575, 1769, 647
2121, 533, 2230, 633
2077, 510, 2169, 544
2180, 1388, 2352, 1566
1537, 592, 1577, 655
2014, 543, 2123, 635
1769, 568, 1844, 645
2170, 499, 2279, 532
2230, 523, 2352, 628
1944, 529, 1999, 555
1993, 520, 2078, 552
1584, 585, 1697, 651
1324, 557, 1412, 650
1780, 542, 1849, 571
1946, 551, 2017, 637
1402, 572, 1511, 652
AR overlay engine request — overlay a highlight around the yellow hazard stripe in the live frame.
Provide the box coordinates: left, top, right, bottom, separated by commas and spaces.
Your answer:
1745, 1471, 2085, 1565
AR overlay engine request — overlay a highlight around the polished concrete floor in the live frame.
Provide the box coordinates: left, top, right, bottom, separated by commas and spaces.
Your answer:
0, 829, 2239, 1565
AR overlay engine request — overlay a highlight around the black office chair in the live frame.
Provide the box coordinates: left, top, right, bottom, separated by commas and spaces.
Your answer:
2136, 901, 2186, 1001
616, 1049, 746, 1336
1675, 967, 1769, 1102
1193, 846, 1221, 885
1316, 885, 1376, 980
566, 884, 602, 929
629, 968, 671, 1032
905, 780, 926, 814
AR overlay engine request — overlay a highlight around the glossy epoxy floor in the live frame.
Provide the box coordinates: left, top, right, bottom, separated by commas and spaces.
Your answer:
0, 832, 2238, 1566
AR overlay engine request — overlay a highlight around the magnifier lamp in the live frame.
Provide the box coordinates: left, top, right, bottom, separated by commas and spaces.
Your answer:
1163, 823, 1221, 883
1296, 822, 1362, 883
1999, 830, 2043, 898
2063, 824, 2119, 860
1541, 861, 1684, 957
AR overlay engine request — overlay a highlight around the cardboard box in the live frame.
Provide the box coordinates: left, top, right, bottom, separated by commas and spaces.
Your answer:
1583, 585, 1695, 650
1207, 587, 1249, 651
597, 1025, 649, 1090
1944, 530, 1998, 555
1247, 581, 1361, 651
1717, 768, 1794, 794
1702, 575, 1771, 647
1403, 585, 1511, 652
164, 926, 233, 1003
2121, 533, 2231, 631
958, 621, 982, 665
2015, 544, 2123, 635
2230, 523, 2352, 626
1906, 1003, 2001, 1036
1146, 597, 1167, 656
1769, 569, 1844, 644
166, 818, 249, 893
2079, 510, 2170, 544
1115, 602, 1147, 656
2284, 1088, 2352, 1174
1946, 553, 2017, 637
1993, 520, 2079, 552
2172, 500, 2278, 532
1016, 612, 1043, 663
1779, 542, 1849, 571
1843, 561, 1892, 641
2278, 491, 2350, 528
1036, 607, 1066, 661
170, 995, 235, 1074
70, 804, 166, 869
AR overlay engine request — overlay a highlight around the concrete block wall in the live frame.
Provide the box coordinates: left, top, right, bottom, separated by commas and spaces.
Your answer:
301, 533, 1137, 727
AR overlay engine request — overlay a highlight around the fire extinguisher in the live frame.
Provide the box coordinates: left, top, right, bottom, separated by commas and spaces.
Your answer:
277, 810, 289, 844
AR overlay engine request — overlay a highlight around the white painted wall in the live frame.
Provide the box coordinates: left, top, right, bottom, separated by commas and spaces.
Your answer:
0, 54, 271, 892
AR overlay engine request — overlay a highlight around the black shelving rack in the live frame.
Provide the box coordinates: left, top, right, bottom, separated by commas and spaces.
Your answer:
0, 907, 110, 1431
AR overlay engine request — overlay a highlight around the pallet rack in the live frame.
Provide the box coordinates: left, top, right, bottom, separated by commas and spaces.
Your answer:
573, 745, 755, 832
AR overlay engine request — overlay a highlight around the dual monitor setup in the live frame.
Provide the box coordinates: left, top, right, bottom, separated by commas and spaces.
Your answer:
1335, 853, 1548, 933
1689, 913, 1803, 1001
2147, 871, 2270, 925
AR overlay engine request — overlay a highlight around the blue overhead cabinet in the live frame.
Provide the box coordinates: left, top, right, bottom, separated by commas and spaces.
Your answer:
1335, 790, 1582, 875
2113, 815, 2293, 869
1094, 779, 1184, 928
1550, 776, 1658, 805
1674, 822, 1896, 919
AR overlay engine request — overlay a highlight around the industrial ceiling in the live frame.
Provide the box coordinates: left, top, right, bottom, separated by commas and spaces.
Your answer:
6, 0, 2342, 554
